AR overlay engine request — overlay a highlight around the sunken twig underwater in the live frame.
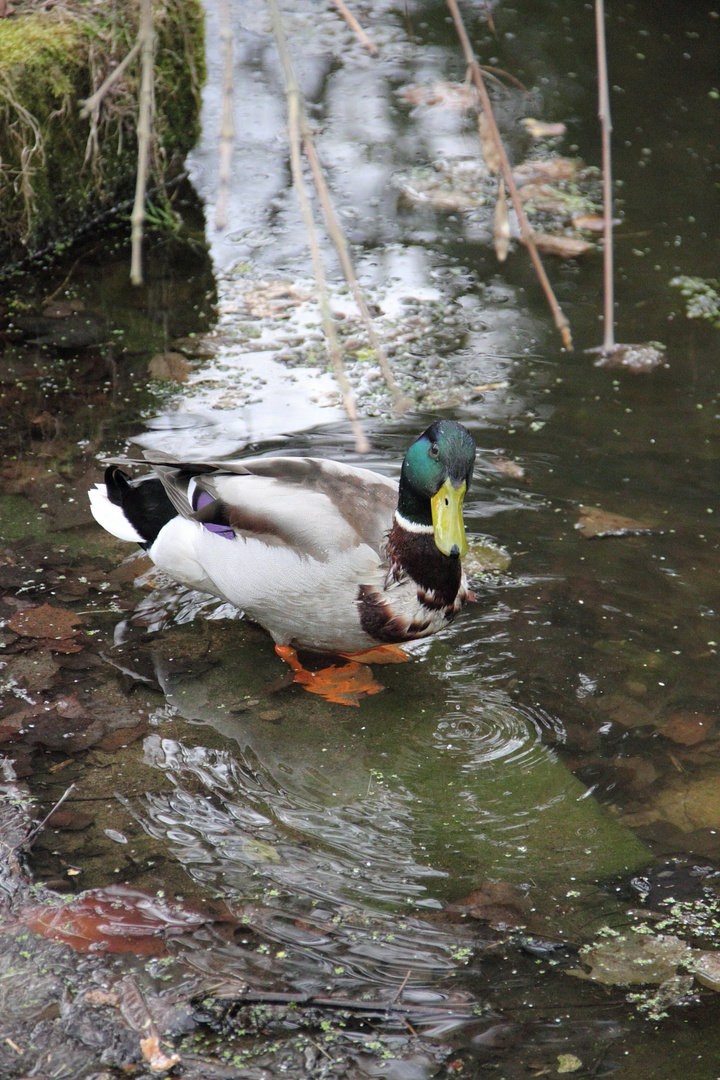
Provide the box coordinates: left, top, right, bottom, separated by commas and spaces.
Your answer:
89, 421, 477, 705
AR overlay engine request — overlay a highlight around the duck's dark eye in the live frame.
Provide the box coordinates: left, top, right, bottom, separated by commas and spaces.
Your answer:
429, 442, 439, 458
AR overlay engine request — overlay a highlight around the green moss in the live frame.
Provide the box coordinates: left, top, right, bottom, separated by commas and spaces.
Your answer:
0, 0, 205, 259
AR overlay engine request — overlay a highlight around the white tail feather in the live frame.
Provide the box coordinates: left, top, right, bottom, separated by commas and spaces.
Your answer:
88, 484, 145, 543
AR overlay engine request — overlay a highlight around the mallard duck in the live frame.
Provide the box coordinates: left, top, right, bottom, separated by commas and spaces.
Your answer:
89, 420, 476, 704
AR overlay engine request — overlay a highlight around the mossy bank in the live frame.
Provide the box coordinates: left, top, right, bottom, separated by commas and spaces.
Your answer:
0, 0, 205, 263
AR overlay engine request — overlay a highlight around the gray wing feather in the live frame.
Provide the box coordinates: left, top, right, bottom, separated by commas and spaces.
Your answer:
122, 454, 398, 557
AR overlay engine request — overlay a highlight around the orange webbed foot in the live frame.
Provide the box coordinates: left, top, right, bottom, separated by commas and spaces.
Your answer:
274, 645, 385, 706
340, 644, 411, 665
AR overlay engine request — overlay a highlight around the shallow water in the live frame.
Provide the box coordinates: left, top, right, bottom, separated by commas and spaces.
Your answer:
2, 0, 720, 1076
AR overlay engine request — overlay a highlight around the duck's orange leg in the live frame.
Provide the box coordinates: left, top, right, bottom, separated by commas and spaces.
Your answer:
274, 645, 385, 707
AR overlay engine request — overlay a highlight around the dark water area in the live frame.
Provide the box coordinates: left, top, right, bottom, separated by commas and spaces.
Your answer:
1, 1, 719, 1077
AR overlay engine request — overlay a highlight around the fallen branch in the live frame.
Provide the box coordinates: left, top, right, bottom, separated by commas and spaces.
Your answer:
445, 0, 573, 351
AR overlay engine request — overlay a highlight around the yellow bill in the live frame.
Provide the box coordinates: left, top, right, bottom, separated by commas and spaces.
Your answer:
430, 478, 468, 557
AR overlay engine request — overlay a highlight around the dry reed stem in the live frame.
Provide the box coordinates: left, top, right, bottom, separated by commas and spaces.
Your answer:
215, 0, 235, 230
445, 0, 573, 351
595, 0, 615, 351
79, 39, 141, 120
267, 0, 369, 452
300, 136, 412, 414
330, 0, 378, 56
130, 0, 155, 285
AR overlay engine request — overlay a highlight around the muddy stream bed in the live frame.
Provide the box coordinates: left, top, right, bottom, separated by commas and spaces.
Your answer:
0, 1, 719, 1077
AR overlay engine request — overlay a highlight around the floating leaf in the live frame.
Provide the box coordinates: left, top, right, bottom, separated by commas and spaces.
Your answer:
572, 933, 693, 986
691, 951, 720, 991
513, 156, 580, 185
575, 505, 658, 539
491, 457, 526, 480
241, 838, 281, 863
532, 233, 594, 258
520, 118, 567, 139
557, 1054, 583, 1074
464, 539, 512, 575
400, 81, 478, 111
8, 603, 82, 640
572, 213, 615, 231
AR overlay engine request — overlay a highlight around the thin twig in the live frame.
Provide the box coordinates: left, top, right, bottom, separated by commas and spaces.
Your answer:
23, 785, 77, 848
388, 969, 412, 1006
130, 0, 155, 285
445, 0, 573, 351
208, 985, 477, 1021
267, 0, 369, 451
215, 0, 235, 230
330, 0, 378, 55
595, 0, 615, 352
79, 40, 142, 120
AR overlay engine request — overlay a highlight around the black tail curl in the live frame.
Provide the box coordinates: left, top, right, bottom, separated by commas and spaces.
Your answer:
104, 466, 177, 547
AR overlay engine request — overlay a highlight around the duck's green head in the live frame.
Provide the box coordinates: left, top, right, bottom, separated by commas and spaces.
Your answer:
398, 420, 476, 558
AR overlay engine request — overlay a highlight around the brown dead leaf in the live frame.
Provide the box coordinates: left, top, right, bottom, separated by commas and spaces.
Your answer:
494, 177, 510, 262
478, 110, 501, 173
400, 81, 478, 111
1, 651, 60, 691
575, 505, 657, 539
622, 765, 720, 832
513, 157, 579, 184
148, 352, 192, 383
595, 693, 657, 729
520, 118, 566, 139
531, 234, 594, 258
446, 881, 531, 930
571, 213, 615, 231
8, 604, 82, 640
492, 457, 526, 480
53, 694, 90, 720
660, 710, 716, 746
243, 281, 310, 319
83, 988, 120, 1006
398, 183, 482, 212
141, 1036, 181, 1071
41, 299, 85, 318
612, 755, 659, 791
44, 637, 84, 654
